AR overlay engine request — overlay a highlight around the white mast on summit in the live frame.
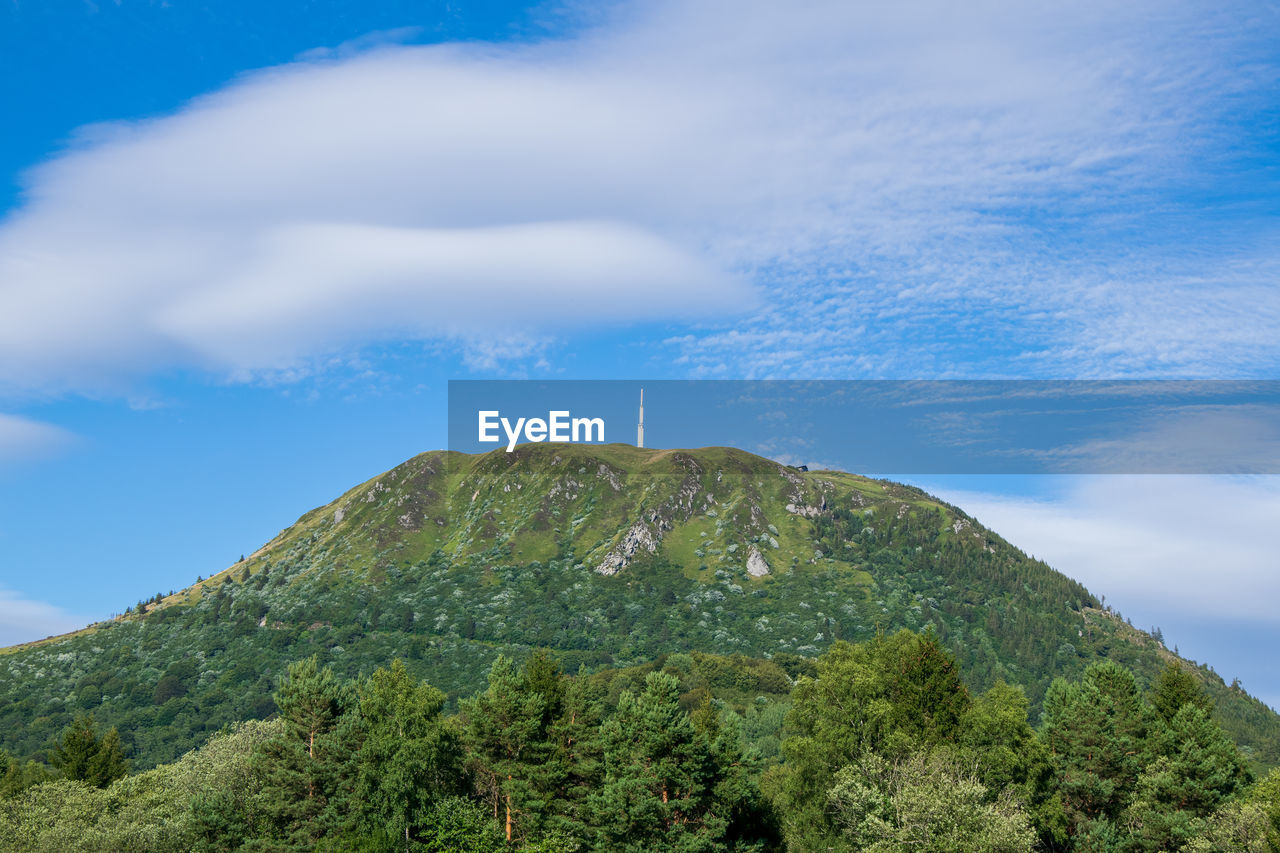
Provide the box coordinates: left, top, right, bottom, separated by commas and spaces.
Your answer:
637, 388, 645, 448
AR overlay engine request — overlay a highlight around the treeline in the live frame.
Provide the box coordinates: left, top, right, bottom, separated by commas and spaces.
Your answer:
3, 632, 1279, 852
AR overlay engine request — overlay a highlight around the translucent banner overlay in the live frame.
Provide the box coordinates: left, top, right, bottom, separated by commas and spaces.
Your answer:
448, 380, 1280, 474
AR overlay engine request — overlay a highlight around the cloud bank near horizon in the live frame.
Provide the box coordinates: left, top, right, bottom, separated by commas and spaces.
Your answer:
1, 0, 1278, 396
929, 475, 1280, 628
924, 473, 1280, 706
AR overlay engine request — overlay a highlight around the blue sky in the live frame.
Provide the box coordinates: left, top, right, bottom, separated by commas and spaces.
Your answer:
1, 1, 1279, 705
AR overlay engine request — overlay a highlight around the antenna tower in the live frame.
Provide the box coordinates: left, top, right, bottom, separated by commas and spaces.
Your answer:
637, 388, 645, 448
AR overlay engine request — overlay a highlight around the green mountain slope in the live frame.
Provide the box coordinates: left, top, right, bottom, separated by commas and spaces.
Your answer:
2, 444, 1277, 770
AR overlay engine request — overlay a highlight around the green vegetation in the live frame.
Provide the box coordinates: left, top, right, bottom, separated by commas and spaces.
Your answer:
3, 638, 1277, 852
1, 444, 1279, 849
0, 445, 1276, 775
49, 716, 128, 789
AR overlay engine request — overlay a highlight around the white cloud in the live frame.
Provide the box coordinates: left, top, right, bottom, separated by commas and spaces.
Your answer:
0, 413, 74, 465
924, 473, 1280, 703
0, 586, 84, 647
927, 475, 1280, 625
1, 0, 1277, 391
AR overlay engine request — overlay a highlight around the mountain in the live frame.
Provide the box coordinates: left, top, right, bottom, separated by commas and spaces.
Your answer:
2, 443, 1277, 770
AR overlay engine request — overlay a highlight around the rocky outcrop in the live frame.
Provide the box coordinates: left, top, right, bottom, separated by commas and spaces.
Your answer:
595, 522, 658, 575
597, 463, 623, 491
785, 501, 823, 518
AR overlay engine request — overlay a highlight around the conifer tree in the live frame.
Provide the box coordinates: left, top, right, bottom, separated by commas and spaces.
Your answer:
50, 715, 128, 788
522, 649, 565, 728
542, 668, 607, 844
1151, 660, 1213, 724
690, 692, 782, 850
1125, 703, 1253, 851
590, 671, 751, 851
461, 654, 548, 844
254, 656, 355, 849
1042, 660, 1164, 839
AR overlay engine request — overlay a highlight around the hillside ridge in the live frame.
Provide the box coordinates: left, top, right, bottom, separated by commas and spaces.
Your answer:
2, 442, 1277, 771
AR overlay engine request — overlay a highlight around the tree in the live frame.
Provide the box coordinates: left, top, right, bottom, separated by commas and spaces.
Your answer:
1183, 800, 1277, 853
522, 650, 565, 729
1184, 768, 1280, 853
591, 670, 712, 850
153, 674, 188, 705
0, 748, 53, 798
590, 670, 772, 852
541, 668, 607, 844
462, 655, 550, 844
0, 777, 112, 851
1248, 770, 1280, 845
775, 631, 971, 848
957, 681, 1065, 847
253, 656, 355, 849
184, 721, 284, 851
50, 715, 128, 788
826, 751, 1037, 853
1151, 660, 1212, 725
352, 660, 464, 851
1124, 704, 1253, 851
414, 796, 507, 853
1041, 661, 1166, 844
689, 692, 782, 850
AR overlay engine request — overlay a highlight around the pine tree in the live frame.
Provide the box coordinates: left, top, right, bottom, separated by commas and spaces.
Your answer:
522, 649, 565, 729
1125, 704, 1253, 851
1041, 660, 1164, 839
254, 656, 355, 849
50, 715, 128, 788
590, 671, 743, 852
690, 691, 782, 850
461, 654, 549, 844
542, 669, 607, 844
1151, 660, 1213, 724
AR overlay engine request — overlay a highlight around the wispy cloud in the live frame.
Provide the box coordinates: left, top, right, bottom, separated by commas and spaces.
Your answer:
0, 586, 84, 646
1, 0, 1276, 393
0, 413, 74, 465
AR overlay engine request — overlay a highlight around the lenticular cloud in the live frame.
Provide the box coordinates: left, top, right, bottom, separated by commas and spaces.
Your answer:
0, 0, 1275, 392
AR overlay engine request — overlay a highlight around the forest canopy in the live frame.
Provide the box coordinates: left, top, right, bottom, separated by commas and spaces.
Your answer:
2, 633, 1278, 852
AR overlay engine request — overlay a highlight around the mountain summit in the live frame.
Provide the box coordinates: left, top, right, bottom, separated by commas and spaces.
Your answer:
2, 444, 1277, 769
